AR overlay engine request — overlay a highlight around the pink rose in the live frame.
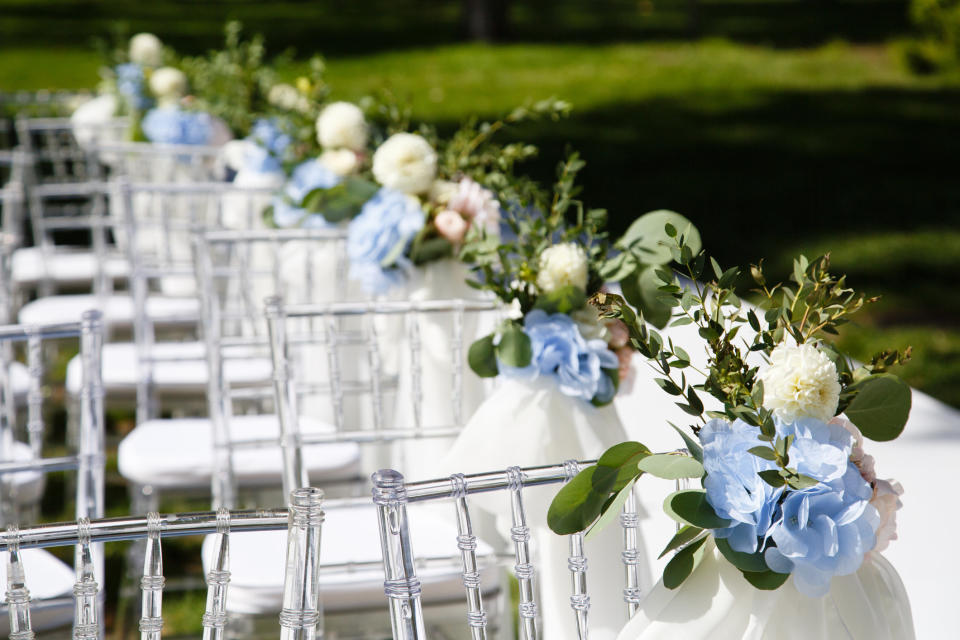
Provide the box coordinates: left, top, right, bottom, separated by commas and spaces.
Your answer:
870, 478, 904, 553
447, 177, 500, 233
434, 209, 469, 245
606, 319, 630, 349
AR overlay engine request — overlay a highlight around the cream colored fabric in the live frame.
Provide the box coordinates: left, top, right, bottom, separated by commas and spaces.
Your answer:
617, 539, 914, 640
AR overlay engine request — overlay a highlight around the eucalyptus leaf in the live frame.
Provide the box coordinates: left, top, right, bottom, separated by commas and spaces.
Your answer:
845, 374, 912, 442
663, 490, 730, 529
547, 466, 611, 535
585, 480, 636, 543
620, 266, 674, 329
467, 334, 498, 378
619, 210, 702, 265
741, 568, 791, 590
715, 538, 769, 572
658, 525, 705, 559
637, 454, 704, 480
669, 423, 704, 463
663, 535, 709, 589
496, 324, 533, 368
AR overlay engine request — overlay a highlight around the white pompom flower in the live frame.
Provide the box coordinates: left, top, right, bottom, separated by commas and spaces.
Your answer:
759, 342, 841, 423
372, 132, 437, 195
129, 33, 163, 67
268, 83, 311, 114
318, 149, 360, 176
536, 243, 589, 293
149, 67, 187, 105
316, 101, 368, 152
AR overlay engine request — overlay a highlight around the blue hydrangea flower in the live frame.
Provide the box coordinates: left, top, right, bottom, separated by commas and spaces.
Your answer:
777, 417, 853, 484
270, 159, 342, 228
347, 188, 424, 295
141, 107, 212, 145
765, 463, 879, 597
700, 418, 784, 553
242, 144, 282, 175
249, 118, 292, 159
501, 310, 619, 403
115, 63, 152, 111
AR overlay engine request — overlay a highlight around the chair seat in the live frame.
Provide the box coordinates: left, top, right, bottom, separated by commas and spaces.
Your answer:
65, 341, 272, 395
11, 246, 129, 285
203, 503, 500, 615
117, 414, 362, 489
1, 440, 46, 501
0, 548, 75, 635
17, 293, 199, 327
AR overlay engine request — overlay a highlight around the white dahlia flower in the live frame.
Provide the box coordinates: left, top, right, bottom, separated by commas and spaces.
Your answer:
536, 243, 589, 293
372, 132, 437, 195
318, 149, 360, 176
129, 33, 163, 67
149, 67, 187, 105
759, 342, 841, 423
316, 101, 368, 151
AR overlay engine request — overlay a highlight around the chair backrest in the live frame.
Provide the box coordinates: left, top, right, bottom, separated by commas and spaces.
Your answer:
193, 228, 350, 508
90, 141, 225, 183
0, 489, 321, 640
265, 297, 502, 500
370, 461, 648, 640
0, 179, 25, 246
0, 312, 105, 525
13, 117, 114, 186
114, 181, 276, 424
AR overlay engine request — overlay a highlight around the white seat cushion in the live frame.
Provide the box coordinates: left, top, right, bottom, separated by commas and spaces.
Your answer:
9, 361, 30, 400
1, 441, 46, 501
65, 341, 272, 395
203, 503, 499, 614
11, 246, 128, 285
117, 414, 361, 489
18, 294, 199, 327
0, 548, 75, 635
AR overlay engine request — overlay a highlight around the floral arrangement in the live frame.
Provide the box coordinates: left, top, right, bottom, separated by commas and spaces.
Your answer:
268, 97, 571, 296
548, 224, 912, 596
460, 153, 644, 406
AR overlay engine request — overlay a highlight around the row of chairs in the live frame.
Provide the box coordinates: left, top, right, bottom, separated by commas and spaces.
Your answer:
0, 114, 660, 639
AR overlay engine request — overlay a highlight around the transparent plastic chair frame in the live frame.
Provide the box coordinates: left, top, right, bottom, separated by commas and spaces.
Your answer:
371, 460, 651, 640
263, 297, 503, 501
14, 117, 123, 186
194, 228, 350, 510
0, 488, 322, 640
113, 181, 276, 424
0, 311, 106, 630
90, 141, 225, 183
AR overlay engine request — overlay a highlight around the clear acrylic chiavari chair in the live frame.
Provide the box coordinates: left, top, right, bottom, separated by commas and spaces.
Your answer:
0, 310, 105, 636
0, 489, 323, 640
13, 116, 120, 187
117, 226, 361, 517
89, 141, 226, 184
197, 297, 508, 637
371, 460, 652, 640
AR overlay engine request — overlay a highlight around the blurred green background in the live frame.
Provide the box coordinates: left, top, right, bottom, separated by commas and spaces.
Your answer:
2, 0, 958, 411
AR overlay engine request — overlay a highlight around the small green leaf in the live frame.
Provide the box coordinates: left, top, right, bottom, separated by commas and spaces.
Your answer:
621, 266, 674, 329
618, 210, 702, 264
585, 480, 636, 542
669, 423, 703, 463
663, 535, 709, 589
844, 374, 912, 442
715, 538, 769, 572
496, 324, 533, 368
380, 237, 408, 268
748, 446, 777, 461
596, 441, 651, 491
786, 474, 821, 490
658, 525, 705, 559
654, 378, 683, 396
467, 335, 498, 378
757, 469, 786, 488
663, 490, 730, 529
741, 568, 791, 590
638, 454, 704, 480
533, 285, 587, 315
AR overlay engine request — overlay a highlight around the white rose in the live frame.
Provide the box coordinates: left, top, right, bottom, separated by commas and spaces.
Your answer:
429, 179, 459, 205
759, 342, 840, 423
318, 149, 359, 176
129, 33, 163, 67
149, 67, 187, 105
316, 101, 368, 151
372, 132, 437, 195
268, 83, 311, 114
536, 243, 588, 293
